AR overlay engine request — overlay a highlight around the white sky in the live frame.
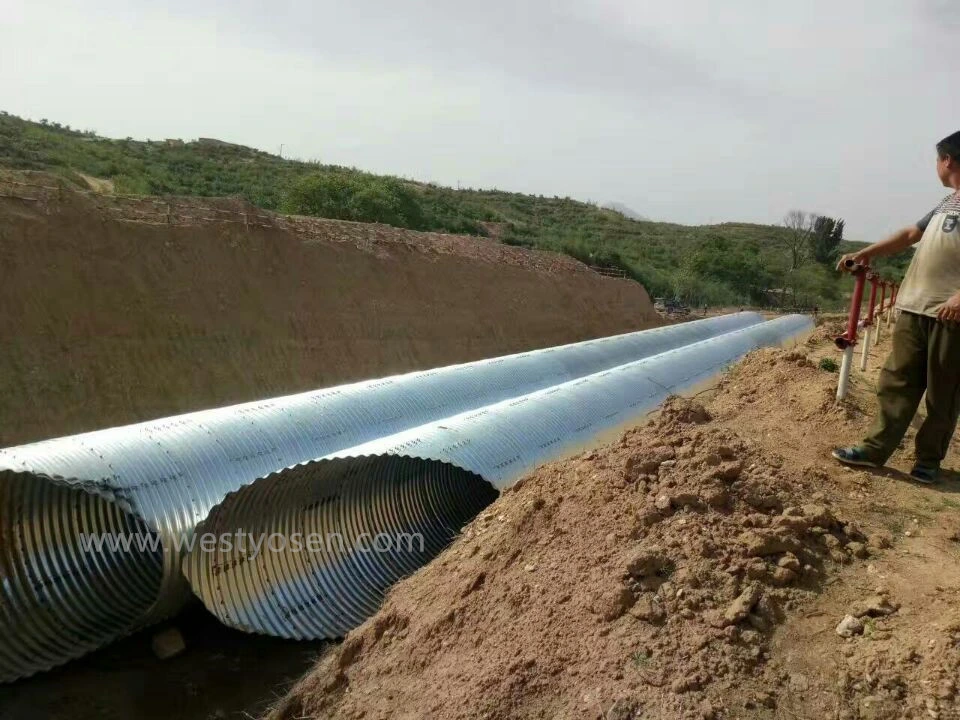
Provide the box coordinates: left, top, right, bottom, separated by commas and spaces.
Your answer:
3, 0, 958, 239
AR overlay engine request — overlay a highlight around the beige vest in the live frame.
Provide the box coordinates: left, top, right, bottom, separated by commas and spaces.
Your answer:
897, 192, 960, 317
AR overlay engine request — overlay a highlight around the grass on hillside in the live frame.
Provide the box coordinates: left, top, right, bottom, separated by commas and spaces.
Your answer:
0, 111, 910, 310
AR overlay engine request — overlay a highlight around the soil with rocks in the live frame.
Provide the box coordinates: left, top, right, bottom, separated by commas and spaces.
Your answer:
271, 397, 875, 719
270, 326, 960, 720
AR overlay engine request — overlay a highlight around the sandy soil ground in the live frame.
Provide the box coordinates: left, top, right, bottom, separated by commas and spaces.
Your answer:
270, 315, 960, 720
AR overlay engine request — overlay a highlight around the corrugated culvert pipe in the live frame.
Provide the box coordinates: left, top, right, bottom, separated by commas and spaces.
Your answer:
183, 315, 813, 641
188, 456, 495, 637
0, 473, 164, 678
0, 313, 763, 682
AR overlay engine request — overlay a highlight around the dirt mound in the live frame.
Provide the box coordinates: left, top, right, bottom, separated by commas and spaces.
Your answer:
712, 347, 864, 425
0, 172, 658, 445
270, 342, 960, 720
271, 395, 874, 720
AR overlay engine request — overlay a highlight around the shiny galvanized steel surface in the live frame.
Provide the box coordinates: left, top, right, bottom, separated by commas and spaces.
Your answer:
185, 315, 813, 640
0, 313, 761, 681
0, 472, 164, 681
184, 456, 495, 638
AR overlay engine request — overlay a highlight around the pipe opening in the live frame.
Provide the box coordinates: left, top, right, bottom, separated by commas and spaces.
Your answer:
183, 456, 497, 640
0, 471, 164, 682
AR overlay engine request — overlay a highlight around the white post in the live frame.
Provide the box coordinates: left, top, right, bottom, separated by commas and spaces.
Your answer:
837, 346, 854, 401
886, 307, 893, 328
859, 327, 872, 371
874, 318, 882, 346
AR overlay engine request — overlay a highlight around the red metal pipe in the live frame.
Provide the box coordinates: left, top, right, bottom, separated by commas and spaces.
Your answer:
836, 266, 868, 349
879, 281, 887, 314
892, 283, 898, 307
864, 274, 879, 326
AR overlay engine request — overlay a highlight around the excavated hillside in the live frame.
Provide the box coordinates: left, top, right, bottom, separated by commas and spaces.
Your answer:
272, 323, 960, 720
0, 171, 658, 446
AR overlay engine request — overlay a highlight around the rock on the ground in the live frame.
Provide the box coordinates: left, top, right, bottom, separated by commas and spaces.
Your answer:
596, 586, 636, 621
800, 503, 837, 528
849, 595, 899, 618
151, 627, 186, 660
846, 541, 869, 559
720, 583, 763, 626
777, 553, 801, 573
742, 531, 801, 557
629, 595, 666, 623
605, 698, 640, 720
836, 615, 865, 638
771, 567, 797, 587
867, 532, 893, 550
624, 547, 666, 579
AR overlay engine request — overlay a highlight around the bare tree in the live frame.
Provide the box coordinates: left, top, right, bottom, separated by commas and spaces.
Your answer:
670, 247, 698, 302
782, 210, 815, 271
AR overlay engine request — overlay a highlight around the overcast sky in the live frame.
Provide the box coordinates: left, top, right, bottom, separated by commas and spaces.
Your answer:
4, 0, 958, 240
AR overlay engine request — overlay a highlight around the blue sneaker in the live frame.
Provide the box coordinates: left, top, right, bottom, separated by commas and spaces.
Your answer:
831, 446, 880, 468
909, 463, 939, 485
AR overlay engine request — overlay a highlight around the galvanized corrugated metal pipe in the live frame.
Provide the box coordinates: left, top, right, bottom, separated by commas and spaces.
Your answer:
0, 313, 762, 682
183, 314, 814, 641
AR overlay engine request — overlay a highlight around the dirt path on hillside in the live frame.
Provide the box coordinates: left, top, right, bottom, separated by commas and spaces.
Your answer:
270, 318, 960, 720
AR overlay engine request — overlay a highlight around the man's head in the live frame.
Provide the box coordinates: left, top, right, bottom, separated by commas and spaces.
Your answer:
936, 131, 960, 189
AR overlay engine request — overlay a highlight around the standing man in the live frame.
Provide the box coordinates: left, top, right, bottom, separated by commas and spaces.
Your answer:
832, 131, 960, 483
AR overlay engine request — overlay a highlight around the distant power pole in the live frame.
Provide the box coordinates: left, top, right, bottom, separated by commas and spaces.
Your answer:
279, 143, 284, 158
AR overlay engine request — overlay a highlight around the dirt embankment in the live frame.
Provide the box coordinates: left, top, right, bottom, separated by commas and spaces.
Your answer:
273, 327, 960, 720
0, 172, 658, 446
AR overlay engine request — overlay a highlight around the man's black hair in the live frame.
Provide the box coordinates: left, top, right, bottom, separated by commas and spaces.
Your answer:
937, 131, 960, 160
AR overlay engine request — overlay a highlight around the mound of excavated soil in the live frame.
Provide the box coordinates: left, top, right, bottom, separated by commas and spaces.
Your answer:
271, 340, 960, 720
0, 172, 658, 445
270, 393, 873, 720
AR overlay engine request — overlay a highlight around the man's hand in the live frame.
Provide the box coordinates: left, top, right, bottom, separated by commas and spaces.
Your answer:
936, 291, 960, 323
836, 250, 870, 272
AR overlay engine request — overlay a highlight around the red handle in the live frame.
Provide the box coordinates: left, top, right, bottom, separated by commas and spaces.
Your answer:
836, 268, 868, 349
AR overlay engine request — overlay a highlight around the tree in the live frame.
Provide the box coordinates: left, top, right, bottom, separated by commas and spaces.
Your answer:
781, 210, 814, 271
671, 247, 699, 301
809, 216, 844, 265
685, 236, 773, 304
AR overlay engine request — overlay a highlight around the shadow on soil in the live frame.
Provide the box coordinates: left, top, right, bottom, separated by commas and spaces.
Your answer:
859, 465, 960, 494
0, 603, 330, 720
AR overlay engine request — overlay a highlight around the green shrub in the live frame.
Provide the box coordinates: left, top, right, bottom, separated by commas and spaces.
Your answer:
280, 172, 427, 229
818, 357, 839, 372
